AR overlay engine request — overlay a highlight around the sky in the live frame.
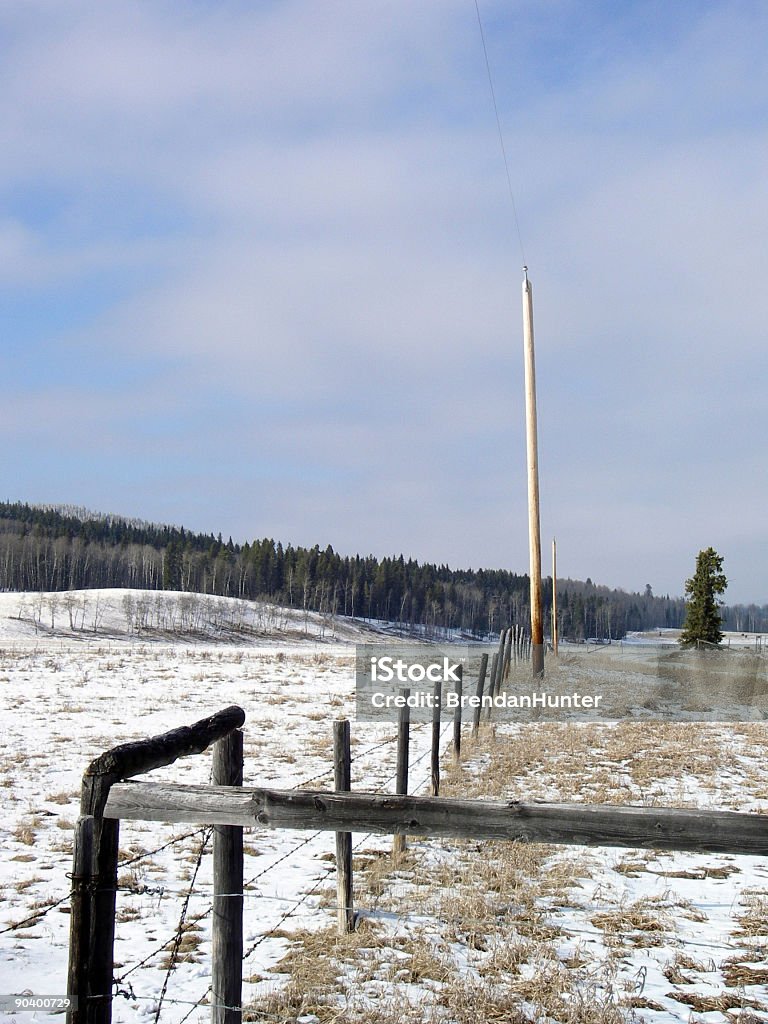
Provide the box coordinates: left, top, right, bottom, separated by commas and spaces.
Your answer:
2, 0, 766, 606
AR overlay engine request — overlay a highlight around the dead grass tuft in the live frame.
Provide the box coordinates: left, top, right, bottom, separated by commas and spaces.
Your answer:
666, 989, 767, 1012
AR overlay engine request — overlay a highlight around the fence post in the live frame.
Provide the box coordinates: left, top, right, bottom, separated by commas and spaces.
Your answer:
485, 653, 498, 722
212, 730, 243, 1024
66, 815, 94, 1024
492, 629, 506, 697
67, 775, 120, 1024
452, 664, 463, 762
393, 688, 410, 857
503, 629, 513, 684
471, 653, 488, 737
430, 676, 442, 796
333, 720, 354, 934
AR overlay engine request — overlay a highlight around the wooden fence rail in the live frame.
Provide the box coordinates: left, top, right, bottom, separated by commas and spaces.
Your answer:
103, 781, 768, 856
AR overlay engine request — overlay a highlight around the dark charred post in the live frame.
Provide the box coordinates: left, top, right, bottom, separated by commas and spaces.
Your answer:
67, 706, 246, 1024
333, 720, 354, 934
393, 688, 411, 856
66, 816, 94, 1024
68, 775, 120, 1024
430, 677, 442, 796
84, 706, 246, 782
471, 653, 489, 736
485, 653, 498, 722
452, 665, 463, 762
212, 730, 244, 1024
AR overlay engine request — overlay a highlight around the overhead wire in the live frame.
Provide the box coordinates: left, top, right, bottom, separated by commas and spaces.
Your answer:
473, 0, 527, 268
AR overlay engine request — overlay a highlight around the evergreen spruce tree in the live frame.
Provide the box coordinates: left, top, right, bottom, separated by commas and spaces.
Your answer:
679, 547, 727, 647
162, 539, 182, 591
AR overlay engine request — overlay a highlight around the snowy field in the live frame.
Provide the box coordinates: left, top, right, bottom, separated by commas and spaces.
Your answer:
1, 591, 768, 1023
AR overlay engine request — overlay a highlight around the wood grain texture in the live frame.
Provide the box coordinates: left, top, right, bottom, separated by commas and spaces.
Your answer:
105, 782, 768, 856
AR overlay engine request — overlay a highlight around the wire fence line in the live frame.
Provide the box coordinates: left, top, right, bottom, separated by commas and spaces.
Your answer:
99, 719, 428, 1019
60, 703, 767, 1024
110, 721, 455, 1021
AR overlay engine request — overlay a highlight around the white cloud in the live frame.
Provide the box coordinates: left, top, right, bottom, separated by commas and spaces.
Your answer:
2, 0, 766, 604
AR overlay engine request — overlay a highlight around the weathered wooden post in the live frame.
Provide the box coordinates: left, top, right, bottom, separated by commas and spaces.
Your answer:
430, 676, 442, 796
502, 629, 513, 683
67, 771, 120, 1024
471, 653, 489, 736
333, 720, 354, 934
67, 816, 95, 1023
492, 629, 506, 697
485, 653, 498, 722
393, 688, 410, 856
452, 664, 463, 762
212, 729, 244, 1024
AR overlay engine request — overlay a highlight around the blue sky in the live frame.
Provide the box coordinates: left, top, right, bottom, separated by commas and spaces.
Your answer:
2, 0, 767, 605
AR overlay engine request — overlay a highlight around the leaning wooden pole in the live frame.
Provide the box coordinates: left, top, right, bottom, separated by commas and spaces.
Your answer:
522, 267, 544, 677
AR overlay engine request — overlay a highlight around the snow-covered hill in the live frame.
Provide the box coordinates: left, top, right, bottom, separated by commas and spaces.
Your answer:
0, 588, 390, 646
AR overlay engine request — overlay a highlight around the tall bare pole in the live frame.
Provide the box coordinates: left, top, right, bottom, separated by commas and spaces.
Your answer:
522, 267, 544, 677
552, 538, 558, 656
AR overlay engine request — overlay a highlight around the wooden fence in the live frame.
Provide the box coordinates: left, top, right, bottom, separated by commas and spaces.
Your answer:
67, 643, 768, 1024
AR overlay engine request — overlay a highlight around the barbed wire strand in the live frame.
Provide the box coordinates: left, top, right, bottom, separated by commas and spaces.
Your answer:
152, 826, 212, 1023
118, 827, 210, 870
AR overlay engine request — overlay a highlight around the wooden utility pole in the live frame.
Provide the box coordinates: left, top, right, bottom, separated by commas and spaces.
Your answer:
522, 267, 544, 677
552, 538, 558, 656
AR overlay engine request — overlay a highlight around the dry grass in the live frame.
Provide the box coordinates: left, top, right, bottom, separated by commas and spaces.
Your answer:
14, 820, 39, 846
666, 989, 767, 1012
722, 959, 768, 987
734, 891, 768, 938
241, 712, 768, 1023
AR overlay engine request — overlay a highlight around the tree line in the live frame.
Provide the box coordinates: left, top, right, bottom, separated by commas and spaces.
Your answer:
1, 501, 764, 638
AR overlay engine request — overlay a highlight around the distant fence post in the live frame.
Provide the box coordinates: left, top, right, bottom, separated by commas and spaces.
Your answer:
430, 676, 442, 796
503, 629, 513, 684
393, 688, 410, 856
493, 630, 506, 697
333, 720, 354, 934
485, 653, 498, 722
212, 729, 244, 1024
452, 665, 463, 762
471, 653, 488, 737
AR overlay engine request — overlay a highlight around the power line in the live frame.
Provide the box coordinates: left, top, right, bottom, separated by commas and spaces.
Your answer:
473, 0, 526, 266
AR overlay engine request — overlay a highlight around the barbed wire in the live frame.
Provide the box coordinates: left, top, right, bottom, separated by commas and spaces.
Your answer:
287, 732, 399, 790
153, 826, 212, 1023
0, 891, 73, 934
118, 827, 210, 870
65, 718, 450, 1021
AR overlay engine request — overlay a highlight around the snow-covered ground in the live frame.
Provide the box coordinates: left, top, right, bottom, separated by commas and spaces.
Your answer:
0, 591, 767, 1022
